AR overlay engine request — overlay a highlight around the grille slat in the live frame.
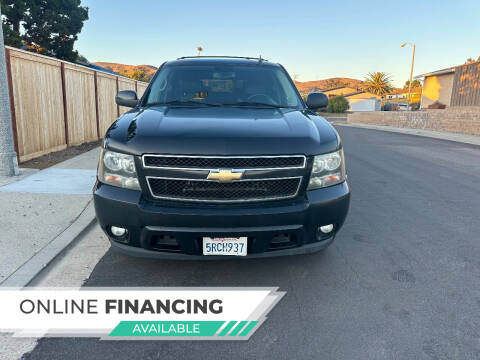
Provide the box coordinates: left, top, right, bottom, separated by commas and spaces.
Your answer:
147, 177, 301, 202
143, 155, 305, 169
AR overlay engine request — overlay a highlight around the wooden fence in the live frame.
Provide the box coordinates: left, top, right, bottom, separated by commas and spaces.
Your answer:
4, 46, 150, 162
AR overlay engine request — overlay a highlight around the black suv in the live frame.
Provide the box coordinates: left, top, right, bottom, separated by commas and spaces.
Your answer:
93, 57, 350, 258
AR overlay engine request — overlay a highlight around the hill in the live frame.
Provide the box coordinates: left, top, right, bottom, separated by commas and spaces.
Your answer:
294, 78, 364, 94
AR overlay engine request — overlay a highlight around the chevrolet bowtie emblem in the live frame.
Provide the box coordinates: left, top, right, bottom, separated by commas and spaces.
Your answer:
207, 169, 244, 183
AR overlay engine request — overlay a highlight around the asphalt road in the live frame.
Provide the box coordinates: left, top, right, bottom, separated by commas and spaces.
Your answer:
24, 126, 480, 360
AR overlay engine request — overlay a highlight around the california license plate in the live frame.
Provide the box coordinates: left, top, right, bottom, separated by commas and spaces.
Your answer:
202, 237, 248, 256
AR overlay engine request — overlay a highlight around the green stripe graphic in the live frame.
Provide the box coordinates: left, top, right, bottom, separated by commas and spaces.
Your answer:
109, 321, 224, 337
109, 320, 260, 338
217, 321, 237, 336
229, 321, 248, 336
239, 321, 258, 336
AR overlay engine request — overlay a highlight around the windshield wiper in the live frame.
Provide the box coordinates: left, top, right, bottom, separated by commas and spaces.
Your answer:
145, 100, 220, 107
222, 101, 295, 108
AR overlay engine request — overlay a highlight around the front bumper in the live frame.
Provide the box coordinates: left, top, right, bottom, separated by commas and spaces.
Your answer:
93, 181, 350, 259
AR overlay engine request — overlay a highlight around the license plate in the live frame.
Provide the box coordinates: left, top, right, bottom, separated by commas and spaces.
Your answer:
202, 237, 248, 256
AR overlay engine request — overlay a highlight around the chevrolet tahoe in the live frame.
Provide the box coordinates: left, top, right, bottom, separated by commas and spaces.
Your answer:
93, 56, 350, 258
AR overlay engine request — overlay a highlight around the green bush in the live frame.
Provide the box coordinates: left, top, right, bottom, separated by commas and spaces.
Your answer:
326, 96, 349, 113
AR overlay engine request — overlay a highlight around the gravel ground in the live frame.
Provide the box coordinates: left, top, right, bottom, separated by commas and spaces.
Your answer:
21, 140, 102, 170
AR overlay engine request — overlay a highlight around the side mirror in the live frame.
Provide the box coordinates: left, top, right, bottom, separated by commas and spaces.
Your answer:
306, 92, 328, 110
115, 90, 138, 108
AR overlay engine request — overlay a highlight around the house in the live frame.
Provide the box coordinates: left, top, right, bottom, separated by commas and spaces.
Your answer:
385, 87, 422, 104
343, 91, 381, 100
348, 98, 381, 112
415, 66, 457, 108
321, 86, 382, 111
322, 87, 381, 100
322, 86, 361, 98
415, 60, 480, 108
344, 91, 382, 111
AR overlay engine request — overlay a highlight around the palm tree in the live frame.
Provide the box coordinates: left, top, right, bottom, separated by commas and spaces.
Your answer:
197, 46, 203, 56
362, 72, 393, 96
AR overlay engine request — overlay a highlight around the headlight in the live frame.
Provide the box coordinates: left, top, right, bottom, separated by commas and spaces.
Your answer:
308, 149, 346, 190
98, 149, 140, 190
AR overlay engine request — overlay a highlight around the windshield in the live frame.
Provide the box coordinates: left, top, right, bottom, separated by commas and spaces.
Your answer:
144, 63, 302, 108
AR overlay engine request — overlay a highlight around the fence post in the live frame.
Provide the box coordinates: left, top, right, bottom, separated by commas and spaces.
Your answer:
60, 62, 69, 145
94, 71, 100, 139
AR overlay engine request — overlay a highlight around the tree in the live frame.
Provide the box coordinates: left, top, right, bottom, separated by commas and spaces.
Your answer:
1, 0, 27, 47
76, 53, 89, 63
1, 0, 88, 61
326, 95, 349, 113
120, 69, 150, 82
2, 21, 21, 47
362, 72, 393, 96
404, 79, 421, 89
465, 57, 480, 64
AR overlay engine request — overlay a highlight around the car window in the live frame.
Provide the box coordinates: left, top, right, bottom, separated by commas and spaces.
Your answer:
145, 64, 301, 108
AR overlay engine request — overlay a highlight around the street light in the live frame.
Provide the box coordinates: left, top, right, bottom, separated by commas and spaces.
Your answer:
401, 42, 416, 111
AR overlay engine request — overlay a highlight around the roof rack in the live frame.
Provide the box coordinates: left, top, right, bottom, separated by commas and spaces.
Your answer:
176, 56, 268, 62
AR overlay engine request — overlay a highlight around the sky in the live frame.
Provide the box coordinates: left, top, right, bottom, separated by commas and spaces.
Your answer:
76, 0, 480, 87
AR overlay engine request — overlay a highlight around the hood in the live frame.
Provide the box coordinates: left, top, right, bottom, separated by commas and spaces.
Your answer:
104, 106, 339, 156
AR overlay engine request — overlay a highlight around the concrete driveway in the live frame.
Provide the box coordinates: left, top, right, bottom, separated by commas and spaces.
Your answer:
23, 127, 480, 359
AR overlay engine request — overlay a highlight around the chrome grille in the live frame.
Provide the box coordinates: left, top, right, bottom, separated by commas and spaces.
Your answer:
143, 155, 306, 170
142, 154, 305, 202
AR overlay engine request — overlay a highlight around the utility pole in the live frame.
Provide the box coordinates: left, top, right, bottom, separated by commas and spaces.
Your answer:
407, 44, 416, 110
0, 5, 19, 176
401, 42, 416, 111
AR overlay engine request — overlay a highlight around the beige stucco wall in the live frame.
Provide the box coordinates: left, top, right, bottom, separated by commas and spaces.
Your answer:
421, 73, 454, 108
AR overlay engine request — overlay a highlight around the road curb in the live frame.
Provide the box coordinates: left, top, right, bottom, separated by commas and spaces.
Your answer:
0, 200, 96, 287
334, 122, 480, 146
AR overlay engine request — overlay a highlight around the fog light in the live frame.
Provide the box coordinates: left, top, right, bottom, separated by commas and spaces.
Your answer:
319, 224, 334, 234
111, 226, 126, 237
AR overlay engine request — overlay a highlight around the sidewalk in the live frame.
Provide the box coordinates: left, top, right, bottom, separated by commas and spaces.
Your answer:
335, 122, 480, 146
0, 147, 100, 287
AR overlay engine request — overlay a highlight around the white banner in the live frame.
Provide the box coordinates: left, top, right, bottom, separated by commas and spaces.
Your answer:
0, 287, 284, 340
